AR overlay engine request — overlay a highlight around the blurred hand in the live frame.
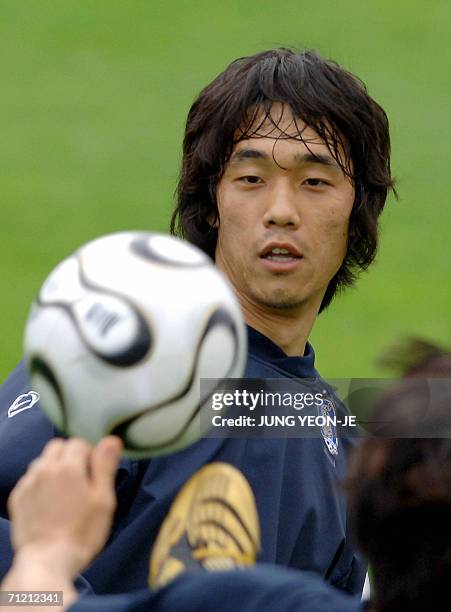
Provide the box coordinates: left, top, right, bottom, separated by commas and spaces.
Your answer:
7, 436, 122, 577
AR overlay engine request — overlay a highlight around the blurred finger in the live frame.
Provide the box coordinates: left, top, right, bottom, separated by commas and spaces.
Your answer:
26, 457, 42, 472
40, 438, 66, 461
91, 436, 123, 492
61, 437, 93, 470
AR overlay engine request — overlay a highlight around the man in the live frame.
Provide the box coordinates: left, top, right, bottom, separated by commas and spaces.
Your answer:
3, 340, 450, 611
0, 48, 394, 595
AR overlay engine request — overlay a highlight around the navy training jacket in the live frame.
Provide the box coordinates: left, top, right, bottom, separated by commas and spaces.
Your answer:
68, 566, 365, 612
0, 326, 365, 595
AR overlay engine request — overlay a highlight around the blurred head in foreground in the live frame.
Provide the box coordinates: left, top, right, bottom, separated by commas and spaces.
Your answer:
347, 339, 451, 611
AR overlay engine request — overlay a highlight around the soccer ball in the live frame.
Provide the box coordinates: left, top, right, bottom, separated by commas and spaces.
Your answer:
24, 232, 246, 458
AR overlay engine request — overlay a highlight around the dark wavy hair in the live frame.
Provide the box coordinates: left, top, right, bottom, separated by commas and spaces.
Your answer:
171, 48, 395, 311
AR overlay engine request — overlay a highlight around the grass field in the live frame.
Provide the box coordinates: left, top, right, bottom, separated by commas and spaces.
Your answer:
1, 1, 450, 381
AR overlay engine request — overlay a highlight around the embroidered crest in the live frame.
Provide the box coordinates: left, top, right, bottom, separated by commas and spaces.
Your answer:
318, 397, 338, 456
7, 391, 40, 418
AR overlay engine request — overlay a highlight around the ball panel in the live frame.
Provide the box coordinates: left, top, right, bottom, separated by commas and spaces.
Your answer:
131, 233, 209, 266
39, 257, 85, 305
122, 393, 201, 456
72, 293, 152, 366
196, 326, 236, 379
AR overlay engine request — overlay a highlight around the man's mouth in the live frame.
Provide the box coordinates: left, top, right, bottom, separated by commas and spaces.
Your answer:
259, 243, 303, 271
260, 243, 303, 262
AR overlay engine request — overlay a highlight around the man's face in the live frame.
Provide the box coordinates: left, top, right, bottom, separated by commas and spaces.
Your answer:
214, 105, 355, 314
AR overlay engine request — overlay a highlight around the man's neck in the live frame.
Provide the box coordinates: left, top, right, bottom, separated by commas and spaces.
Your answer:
240, 299, 320, 357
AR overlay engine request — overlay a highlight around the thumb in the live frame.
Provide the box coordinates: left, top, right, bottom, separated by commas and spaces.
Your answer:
91, 436, 123, 491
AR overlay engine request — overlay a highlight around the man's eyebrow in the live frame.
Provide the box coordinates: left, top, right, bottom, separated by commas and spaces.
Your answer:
230, 148, 270, 163
230, 148, 341, 170
293, 152, 341, 169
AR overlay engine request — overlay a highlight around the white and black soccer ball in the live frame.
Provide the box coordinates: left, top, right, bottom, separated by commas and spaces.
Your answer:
24, 232, 246, 458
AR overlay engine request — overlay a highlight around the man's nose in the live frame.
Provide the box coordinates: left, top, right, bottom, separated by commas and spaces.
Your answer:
262, 184, 301, 228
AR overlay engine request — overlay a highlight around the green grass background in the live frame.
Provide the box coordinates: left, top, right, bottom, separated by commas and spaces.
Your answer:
1, 1, 450, 381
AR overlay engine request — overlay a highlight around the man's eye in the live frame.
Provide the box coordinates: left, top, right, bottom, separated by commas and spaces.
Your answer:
304, 178, 328, 187
239, 176, 262, 184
